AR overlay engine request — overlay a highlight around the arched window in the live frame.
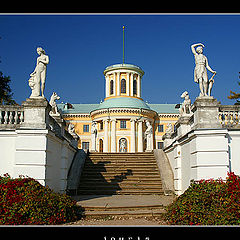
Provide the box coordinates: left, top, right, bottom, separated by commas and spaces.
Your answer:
121, 79, 126, 94
133, 79, 137, 95
110, 80, 114, 95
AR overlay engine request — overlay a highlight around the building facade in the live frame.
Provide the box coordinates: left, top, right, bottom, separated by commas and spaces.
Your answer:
58, 63, 179, 152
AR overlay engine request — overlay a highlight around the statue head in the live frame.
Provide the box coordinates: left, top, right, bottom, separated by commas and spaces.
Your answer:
196, 46, 203, 54
37, 47, 45, 55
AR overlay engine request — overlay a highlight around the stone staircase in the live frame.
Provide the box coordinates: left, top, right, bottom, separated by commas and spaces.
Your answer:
77, 152, 164, 195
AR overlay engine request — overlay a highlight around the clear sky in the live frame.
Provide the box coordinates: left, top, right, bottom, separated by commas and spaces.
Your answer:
1, 14, 240, 105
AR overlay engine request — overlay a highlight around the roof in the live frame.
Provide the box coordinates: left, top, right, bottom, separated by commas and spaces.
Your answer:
57, 103, 99, 114
96, 97, 151, 111
58, 101, 179, 115
148, 104, 179, 114
103, 63, 144, 76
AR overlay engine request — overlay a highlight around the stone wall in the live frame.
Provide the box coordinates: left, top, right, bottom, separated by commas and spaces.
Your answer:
0, 98, 78, 193
163, 97, 240, 195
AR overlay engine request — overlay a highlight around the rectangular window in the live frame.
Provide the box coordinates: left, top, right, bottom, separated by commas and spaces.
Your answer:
82, 142, 89, 150
83, 124, 89, 132
158, 124, 164, 132
120, 120, 127, 129
157, 142, 164, 149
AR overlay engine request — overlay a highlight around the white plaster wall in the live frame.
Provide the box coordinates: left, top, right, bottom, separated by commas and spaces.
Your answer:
181, 139, 191, 193
0, 131, 17, 177
228, 131, 240, 175
0, 128, 76, 193
164, 128, 232, 195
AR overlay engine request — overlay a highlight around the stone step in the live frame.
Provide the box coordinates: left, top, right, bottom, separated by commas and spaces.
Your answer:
79, 179, 162, 184
78, 183, 163, 189
77, 189, 164, 195
80, 172, 161, 177
79, 178, 162, 184
81, 209, 166, 219
80, 204, 164, 211
81, 167, 158, 172
84, 161, 157, 165
88, 156, 156, 159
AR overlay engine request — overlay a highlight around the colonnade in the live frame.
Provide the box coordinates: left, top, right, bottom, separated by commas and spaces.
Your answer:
105, 71, 141, 98
91, 118, 153, 153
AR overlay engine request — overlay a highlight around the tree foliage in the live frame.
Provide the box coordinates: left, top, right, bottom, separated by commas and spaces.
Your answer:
0, 71, 16, 105
228, 79, 240, 105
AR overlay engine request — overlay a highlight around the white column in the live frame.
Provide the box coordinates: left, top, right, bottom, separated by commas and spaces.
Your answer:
117, 72, 120, 96
137, 74, 141, 98
126, 72, 130, 96
105, 74, 109, 98
130, 119, 136, 153
130, 73, 134, 96
113, 72, 116, 96
103, 120, 109, 152
111, 119, 116, 152
138, 120, 143, 152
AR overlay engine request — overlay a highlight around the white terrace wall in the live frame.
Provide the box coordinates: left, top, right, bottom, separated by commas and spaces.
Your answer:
163, 97, 240, 196
0, 98, 78, 193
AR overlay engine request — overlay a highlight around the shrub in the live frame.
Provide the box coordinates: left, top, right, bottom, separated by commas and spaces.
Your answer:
165, 172, 240, 225
0, 174, 81, 225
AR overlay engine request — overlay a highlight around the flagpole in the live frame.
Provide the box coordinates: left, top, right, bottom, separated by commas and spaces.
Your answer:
122, 26, 125, 64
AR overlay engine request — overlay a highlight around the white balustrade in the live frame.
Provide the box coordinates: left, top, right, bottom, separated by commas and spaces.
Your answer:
219, 107, 240, 127
0, 106, 24, 126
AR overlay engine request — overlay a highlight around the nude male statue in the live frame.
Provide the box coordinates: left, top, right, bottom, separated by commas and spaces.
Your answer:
191, 43, 216, 97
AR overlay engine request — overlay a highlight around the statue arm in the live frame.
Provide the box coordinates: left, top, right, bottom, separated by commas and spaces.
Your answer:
191, 43, 205, 54
39, 55, 49, 65
205, 57, 216, 74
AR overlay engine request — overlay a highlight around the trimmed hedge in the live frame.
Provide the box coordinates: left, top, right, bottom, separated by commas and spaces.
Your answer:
165, 172, 240, 225
0, 174, 81, 225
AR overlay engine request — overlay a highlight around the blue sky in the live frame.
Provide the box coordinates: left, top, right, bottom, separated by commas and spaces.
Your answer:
1, 14, 240, 105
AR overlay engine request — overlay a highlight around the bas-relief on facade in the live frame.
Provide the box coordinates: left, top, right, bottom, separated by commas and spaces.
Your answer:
58, 63, 179, 153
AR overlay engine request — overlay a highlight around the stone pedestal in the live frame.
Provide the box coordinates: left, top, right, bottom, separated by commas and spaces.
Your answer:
192, 97, 221, 129
176, 114, 193, 136
20, 98, 51, 129
162, 133, 174, 148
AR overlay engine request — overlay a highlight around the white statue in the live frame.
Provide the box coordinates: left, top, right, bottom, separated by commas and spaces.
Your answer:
191, 43, 216, 97
91, 121, 97, 152
166, 123, 173, 135
49, 92, 60, 115
179, 91, 192, 115
119, 138, 127, 152
144, 120, 153, 151
29, 47, 49, 98
68, 123, 78, 139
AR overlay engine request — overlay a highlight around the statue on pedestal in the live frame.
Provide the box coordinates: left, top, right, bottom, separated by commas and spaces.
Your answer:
28, 47, 49, 99
119, 138, 127, 152
91, 121, 97, 151
179, 91, 192, 115
144, 120, 153, 151
68, 123, 78, 139
49, 92, 60, 115
191, 43, 216, 97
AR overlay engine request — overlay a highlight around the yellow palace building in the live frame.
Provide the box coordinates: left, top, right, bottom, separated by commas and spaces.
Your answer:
58, 63, 179, 153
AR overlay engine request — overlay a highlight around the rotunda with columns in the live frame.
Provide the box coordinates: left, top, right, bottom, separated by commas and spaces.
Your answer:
90, 63, 157, 153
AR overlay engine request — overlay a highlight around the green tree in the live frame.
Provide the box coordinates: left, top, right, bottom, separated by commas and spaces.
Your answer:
0, 71, 16, 105
228, 83, 240, 105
